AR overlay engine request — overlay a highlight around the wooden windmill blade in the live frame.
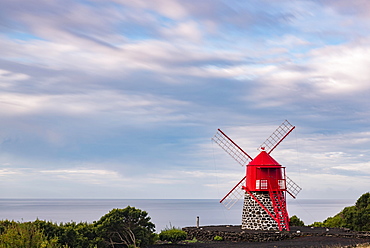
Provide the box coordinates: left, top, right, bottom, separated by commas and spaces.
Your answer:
259, 120, 295, 154
219, 176, 246, 209
286, 176, 302, 199
212, 129, 253, 166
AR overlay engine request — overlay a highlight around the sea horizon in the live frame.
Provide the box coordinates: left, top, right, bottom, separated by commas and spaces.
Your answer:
0, 198, 357, 232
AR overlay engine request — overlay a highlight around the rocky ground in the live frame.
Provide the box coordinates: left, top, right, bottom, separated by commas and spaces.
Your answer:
148, 226, 370, 248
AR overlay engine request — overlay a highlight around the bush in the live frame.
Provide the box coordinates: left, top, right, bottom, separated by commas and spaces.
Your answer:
309, 192, 370, 231
95, 206, 156, 247
0, 206, 156, 248
322, 215, 346, 228
159, 227, 187, 243
309, 221, 324, 227
289, 215, 305, 226
0, 222, 60, 248
213, 235, 223, 241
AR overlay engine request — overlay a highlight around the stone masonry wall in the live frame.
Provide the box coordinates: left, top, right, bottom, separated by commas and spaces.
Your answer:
242, 191, 278, 230
183, 227, 293, 242
182, 226, 370, 243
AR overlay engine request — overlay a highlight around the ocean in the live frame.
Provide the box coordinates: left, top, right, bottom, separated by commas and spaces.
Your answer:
0, 199, 356, 232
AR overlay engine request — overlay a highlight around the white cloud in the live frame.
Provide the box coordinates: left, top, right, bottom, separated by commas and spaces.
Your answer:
267, 35, 311, 47
0, 168, 19, 176
0, 0, 370, 200
111, 0, 189, 20
160, 21, 203, 43
40, 168, 123, 185
307, 42, 370, 94
0, 70, 29, 88
0, 90, 189, 121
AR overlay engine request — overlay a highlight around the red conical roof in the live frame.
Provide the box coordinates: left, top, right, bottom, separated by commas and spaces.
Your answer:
248, 151, 280, 166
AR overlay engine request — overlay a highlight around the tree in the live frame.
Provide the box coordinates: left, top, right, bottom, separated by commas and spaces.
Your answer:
94, 206, 156, 248
289, 215, 304, 226
34, 220, 98, 248
353, 192, 370, 231
311, 192, 370, 231
355, 192, 370, 209
322, 215, 345, 228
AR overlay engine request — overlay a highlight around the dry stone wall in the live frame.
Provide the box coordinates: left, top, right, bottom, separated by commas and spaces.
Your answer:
182, 226, 370, 243
183, 226, 293, 242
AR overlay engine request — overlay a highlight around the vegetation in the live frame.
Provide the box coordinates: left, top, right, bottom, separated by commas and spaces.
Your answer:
95, 206, 156, 247
213, 235, 223, 241
0, 221, 60, 248
289, 215, 305, 226
0, 206, 156, 248
310, 192, 370, 231
159, 226, 187, 243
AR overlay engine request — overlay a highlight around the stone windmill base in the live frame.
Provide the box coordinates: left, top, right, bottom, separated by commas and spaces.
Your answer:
242, 191, 280, 230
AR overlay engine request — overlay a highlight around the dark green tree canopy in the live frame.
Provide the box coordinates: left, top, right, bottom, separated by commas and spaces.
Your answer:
355, 192, 370, 210
95, 206, 156, 247
310, 192, 370, 231
289, 215, 304, 226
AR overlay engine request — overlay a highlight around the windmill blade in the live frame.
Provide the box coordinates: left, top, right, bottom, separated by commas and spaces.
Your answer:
286, 176, 302, 199
220, 176, 246, 209
259, 120, 295, 154
212, 129, 252, 166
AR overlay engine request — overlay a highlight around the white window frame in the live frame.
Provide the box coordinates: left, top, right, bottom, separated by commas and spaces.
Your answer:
278, 180, 285, 189
255, 180, 260, 189
260, 179, 268, 189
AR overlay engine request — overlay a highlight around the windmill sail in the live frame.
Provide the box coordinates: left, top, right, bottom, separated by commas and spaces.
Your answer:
220, 176, 246, 209
259, 120, 295, 154
212, 129, 252, 166
286, 176, 302, 198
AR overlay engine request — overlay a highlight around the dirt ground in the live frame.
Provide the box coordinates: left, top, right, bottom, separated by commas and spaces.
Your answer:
148, 226, 370, 248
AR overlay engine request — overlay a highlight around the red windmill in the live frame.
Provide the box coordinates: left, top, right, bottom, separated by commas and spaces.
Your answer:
212, 120, 301, 231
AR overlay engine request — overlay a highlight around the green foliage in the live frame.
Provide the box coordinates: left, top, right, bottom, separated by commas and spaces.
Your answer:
159, 227, 187, 243
213, 235, 223, 241
0, 221, 60, 248
352, 192, 370, 231
289, 215, 305, 226
58, 222, 98, 248
95, 206, 156, 247
356, 192, 370, 209
309, 221, 324, 227
33, 220, 98, 247
310, 192, 370, 231
322, 214, 346, 228
0, 205, 156, 248
186, 237, 198, 243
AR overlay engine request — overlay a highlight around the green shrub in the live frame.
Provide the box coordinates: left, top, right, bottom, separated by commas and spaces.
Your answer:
308, 192, 370, 231
0, 206, 156, 248
213, 235, 223, 241
322, 215, 346, 228
309, 221, 324, 227
0, 222, 60, 248
186, 237, 198, 243
159, 227, 187, 243
289, 215, 305, 226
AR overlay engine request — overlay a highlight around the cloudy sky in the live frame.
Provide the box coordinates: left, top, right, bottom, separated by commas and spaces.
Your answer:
0, 0, 369, 200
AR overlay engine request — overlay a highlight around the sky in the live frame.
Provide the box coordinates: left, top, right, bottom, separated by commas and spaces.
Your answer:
0, 0, 369, 201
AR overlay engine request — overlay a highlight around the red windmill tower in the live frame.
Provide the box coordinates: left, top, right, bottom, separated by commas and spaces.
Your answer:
212, 120, 301, 231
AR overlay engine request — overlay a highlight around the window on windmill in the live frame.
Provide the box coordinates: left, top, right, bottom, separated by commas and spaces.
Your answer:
261, 180, 268, 189
256, 180, 260, 189
278, 180, 285, 189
